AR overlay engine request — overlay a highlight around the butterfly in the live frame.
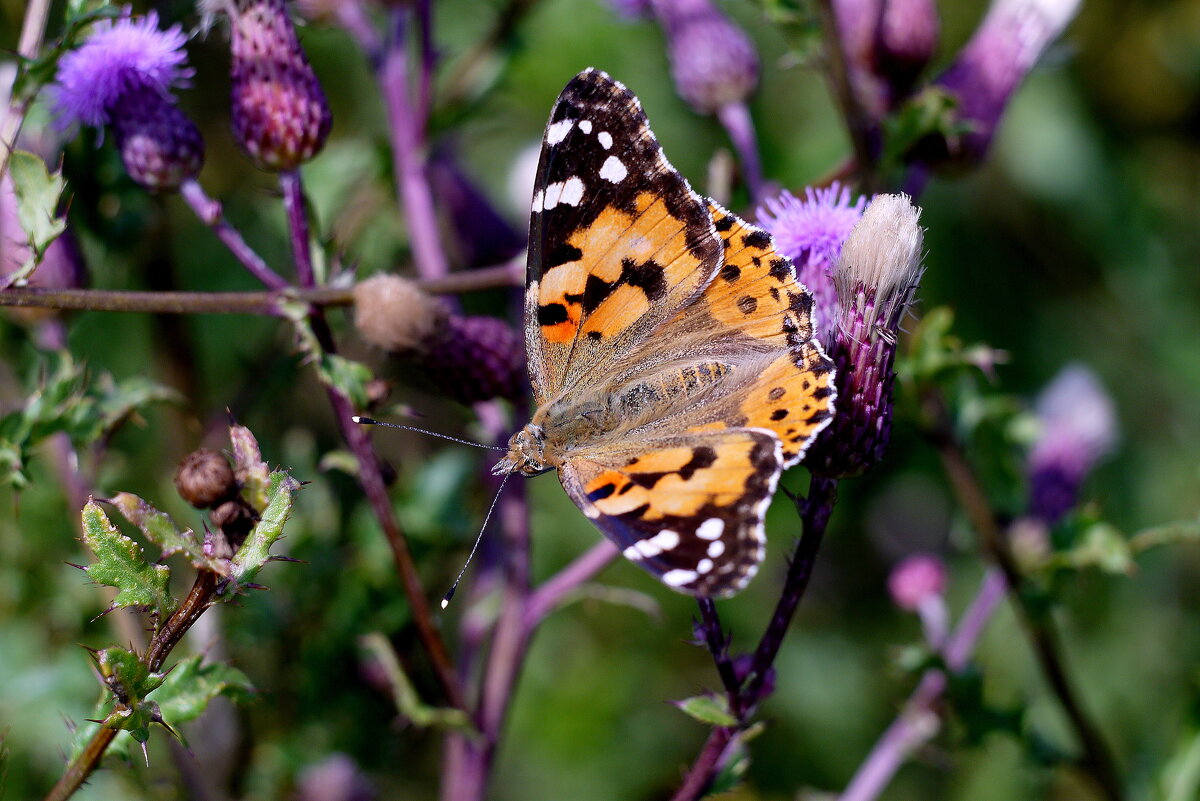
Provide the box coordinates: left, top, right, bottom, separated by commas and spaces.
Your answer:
494, 69, 836, 597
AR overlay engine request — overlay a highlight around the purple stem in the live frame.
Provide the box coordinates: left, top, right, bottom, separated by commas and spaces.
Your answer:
381, 10, 450, 281
279, 171, 315, 287
180, 179, 289, 290
839, 569, 1007, 801
715, 102, 765, 205
522, 541, 619, 627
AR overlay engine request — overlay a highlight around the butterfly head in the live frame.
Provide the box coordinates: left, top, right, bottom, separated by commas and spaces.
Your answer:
493, 424, 553, 477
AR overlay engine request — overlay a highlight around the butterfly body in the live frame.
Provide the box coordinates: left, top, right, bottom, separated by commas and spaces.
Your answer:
501, 69, 836, 597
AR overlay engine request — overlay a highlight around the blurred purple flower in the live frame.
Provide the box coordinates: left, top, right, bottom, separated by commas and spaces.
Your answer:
50, 11, 203, 191
889, 553, 948, 647
228, 0, 332, 171
934, 0, 1081, 166
652, 0, 758, 114
756, 183, 866, 328
1027, 363, 1117, 524
834, 0, 940, 115
50, 11, 192, 130
297, 753, 375, 801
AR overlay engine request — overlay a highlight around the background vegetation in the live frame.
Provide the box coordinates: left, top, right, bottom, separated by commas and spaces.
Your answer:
1, 0, 1198, 799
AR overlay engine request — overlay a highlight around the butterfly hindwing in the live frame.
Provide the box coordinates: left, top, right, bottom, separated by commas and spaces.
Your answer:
558, 429, 782, 597
525, 69, 722, 407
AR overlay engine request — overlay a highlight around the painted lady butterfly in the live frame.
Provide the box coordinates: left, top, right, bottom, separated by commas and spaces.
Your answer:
494, 69, 836, 597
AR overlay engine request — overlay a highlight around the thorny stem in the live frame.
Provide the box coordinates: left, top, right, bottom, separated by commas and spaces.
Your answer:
675, 475, 839, 800
43, 571, 219, 801
382, 9, 450, 281
814, 0, 879, 192
922, 393, 1124, 801
180, 180, 288, 290
0, 261, 523, 314
696, 598, 740, 698
0, 0, 51, 181
279, 169, 467, 712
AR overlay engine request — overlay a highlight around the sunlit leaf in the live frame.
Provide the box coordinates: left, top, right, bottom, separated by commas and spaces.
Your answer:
226, 471, 301, 593
81, 502, 175, 624
109, 492, 223, 572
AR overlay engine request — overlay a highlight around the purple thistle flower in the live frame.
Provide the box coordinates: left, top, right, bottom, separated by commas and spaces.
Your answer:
50, 11, 203, 192
807, 194, 924, 478
833, 0, 940, 114
227, 0, 332, 171
652, 0, 759, 114
1027, 364, 1117, 524
933, 0, 1081, 167
756, 183, 867, 329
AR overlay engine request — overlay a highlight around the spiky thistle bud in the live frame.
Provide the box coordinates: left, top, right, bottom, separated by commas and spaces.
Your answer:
353, 274, 523, 404
175, 449, 238, 509
652, 0, 759, 114
807, 194, 924, 478
1026, 364, 1117, 525
932, 0, 1081, 167
227, 0, 332, 171
50, 12, 203, 191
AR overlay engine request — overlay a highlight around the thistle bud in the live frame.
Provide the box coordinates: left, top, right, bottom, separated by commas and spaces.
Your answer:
175, 449, 238, 509
834, 0, 940, 115
807, 194, 924, 478
1026, 364, 1117, 524
888, 553, 948, 647
932, 0, 1081, 167
50, 12, 203, 192
652, 0, 759, 114
228, 0, 332, 170
353, 274, 523, 404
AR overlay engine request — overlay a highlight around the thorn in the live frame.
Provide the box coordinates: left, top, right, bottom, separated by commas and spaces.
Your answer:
65, 561, 87, 571
84, 718, 104, 724
140, 740, 149, 767
267, 555, 306, 563
242, 582, 269, 591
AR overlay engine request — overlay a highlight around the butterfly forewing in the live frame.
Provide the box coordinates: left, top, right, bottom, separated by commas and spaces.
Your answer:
525, 69, 722, 406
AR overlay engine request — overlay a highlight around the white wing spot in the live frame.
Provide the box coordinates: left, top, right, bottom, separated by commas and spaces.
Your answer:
697, 558, 714, 575
697, 519, 725, 540
579, 120, 593, 134
623, 544, 644, 561
599, 155, 627, 183
559, 176, 585, 207
531, 189, 544, 213
546, 119, 573, 145
662, 569, 698, 587
707, 540, 725, 558
597, 131, 613, 150
634, 528, 681, 559
542, 182, 563, 210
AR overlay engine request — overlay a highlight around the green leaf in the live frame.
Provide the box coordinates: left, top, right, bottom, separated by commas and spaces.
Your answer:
672, 693, 738, 727
3, 151, 66, 287
149, 655, 254, 732
229, 423, 272, 512
284, 308, 373, 409
81, 501, 176, 623
358, 633, 476, 733
109, 492, 223, 573
226, 471, 301, 593
1048, 522, 1134, 575
93, 647, 166, 745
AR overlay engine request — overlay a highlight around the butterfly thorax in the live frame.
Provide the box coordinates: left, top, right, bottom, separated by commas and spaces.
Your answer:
494, 393, 625, 477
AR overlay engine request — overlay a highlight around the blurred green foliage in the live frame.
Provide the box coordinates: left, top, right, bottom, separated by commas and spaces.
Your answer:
0, 0, 1198, 799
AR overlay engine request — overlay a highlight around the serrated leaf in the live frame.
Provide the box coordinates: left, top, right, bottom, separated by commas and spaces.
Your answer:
149, 655, 254, 732
225, 471, 300, 593
94, 647, 165, 744
673, 693, 738, 727
229, 424, 271, 512
81, 501, 176, 622
285, 310, 373, 409
109, 492, 223, 572
3, 151, 66, 287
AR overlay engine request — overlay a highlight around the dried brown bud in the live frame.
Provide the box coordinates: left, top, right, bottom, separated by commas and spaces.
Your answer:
353, 274, 448, 353
175, 449, 237, 508
210, 497, 258, 549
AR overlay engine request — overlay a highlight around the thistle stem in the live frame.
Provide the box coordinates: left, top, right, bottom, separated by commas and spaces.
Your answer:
180, 179, 289, 290
923, 394, 1124, 801
715, 102, 764, 205
280, 171, 316, 286
522, 541, 619, 627
814, 0, 879, 191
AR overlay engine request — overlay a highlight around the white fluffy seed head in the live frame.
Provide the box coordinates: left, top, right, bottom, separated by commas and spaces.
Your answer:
353, 274, 447, 352
833, 193, 924, 331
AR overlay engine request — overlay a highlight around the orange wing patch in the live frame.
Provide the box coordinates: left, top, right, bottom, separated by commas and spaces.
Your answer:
735, 342, 835, 465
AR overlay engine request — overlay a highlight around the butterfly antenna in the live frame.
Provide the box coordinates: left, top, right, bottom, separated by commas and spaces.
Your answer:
442, 471, 511, 609
352, 416, 506, 452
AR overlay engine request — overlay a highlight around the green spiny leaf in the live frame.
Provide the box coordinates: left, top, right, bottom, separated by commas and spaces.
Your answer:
149, 655, 254, 733
225, 471, 301, 593
93, 647, 166, 744
81, 501, 175, 623
672, 693, 738, 728
3, 151, 66, 287
109, 492, 223, 572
